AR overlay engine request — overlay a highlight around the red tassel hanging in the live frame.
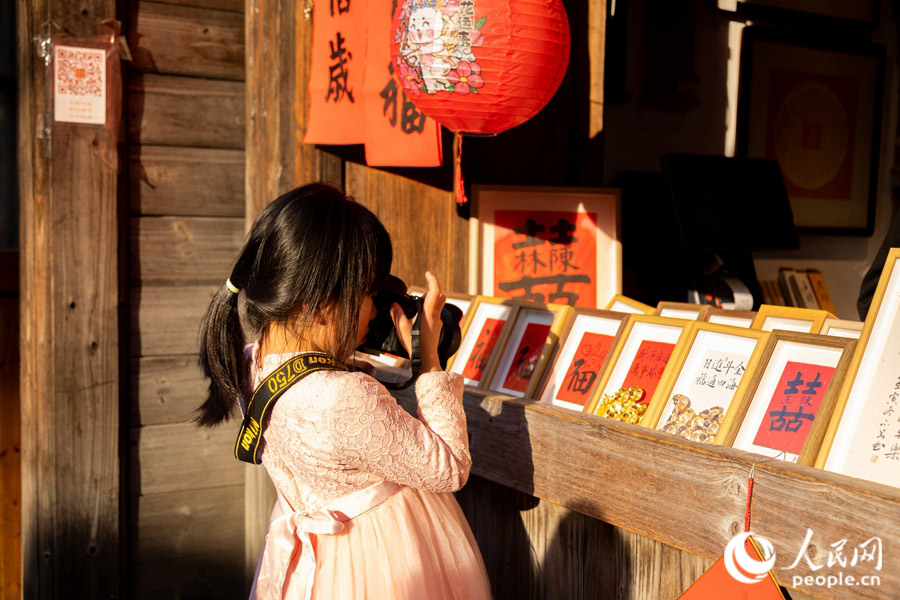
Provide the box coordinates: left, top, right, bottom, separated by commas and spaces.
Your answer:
455, 134, 468, 206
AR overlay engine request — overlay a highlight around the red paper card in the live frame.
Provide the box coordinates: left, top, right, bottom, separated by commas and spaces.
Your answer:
555, 332, 615, 406
305, 0, 366, 144
680, 538, 786, 599
753, 361, 835, 455
502, 323, 552, 392
362, 0, 442, 166
621, 340, 676, 402
461, 318, 505, 382
492, 210, 598, 308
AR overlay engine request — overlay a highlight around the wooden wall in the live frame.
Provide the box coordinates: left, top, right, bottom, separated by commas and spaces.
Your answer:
0, 254, 19, 600
126, 1, 246, 597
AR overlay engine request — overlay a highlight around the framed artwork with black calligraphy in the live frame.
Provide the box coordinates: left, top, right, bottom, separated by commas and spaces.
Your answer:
537, 309, 629, 412
605, 294, 654, 315
482, 302, 572, 398
655, 301, 710, 321
702, 307, 756, 329
471, 186, 621, 309
818, 249, 900, 488
727, 331, 855, 466
643, 322, 769, 444
585, 315, 690, 423
821, 318, 863, 340
750, 305, 833, 334
446, 296, 515, 387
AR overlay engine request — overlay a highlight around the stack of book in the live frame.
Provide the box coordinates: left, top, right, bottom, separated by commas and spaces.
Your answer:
758, 268, 837, 313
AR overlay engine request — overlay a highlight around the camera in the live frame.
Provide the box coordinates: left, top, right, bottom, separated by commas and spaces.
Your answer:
357, 275, 462, 369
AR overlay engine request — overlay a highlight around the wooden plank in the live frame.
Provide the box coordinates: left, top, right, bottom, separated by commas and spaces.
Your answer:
128, 73, 244, 149
129, 1, 245, 81
394, 386, 900, 600
130, 285, 219, 356
0, 297, 20, 600
19, 2, 121, 597
131, 556, 246, 600
139, 0, 244, 12
131, 485, 243, 563
131, 422, 244, 495
130, 216, 244, 286
131, 355, 207, 426
129, 146, 244, 217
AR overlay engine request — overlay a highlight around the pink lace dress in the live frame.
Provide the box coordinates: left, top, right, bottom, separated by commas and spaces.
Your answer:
249, 348, 492, 600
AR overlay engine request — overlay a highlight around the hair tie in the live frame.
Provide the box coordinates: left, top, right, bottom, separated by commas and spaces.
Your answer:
225, 278, 241, 294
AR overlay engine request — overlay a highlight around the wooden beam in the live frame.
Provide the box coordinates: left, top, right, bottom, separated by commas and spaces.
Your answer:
393, 386, 900, 600
129, 285, 218, 356
18, 0, 121, 597
130, 355, 207, 426
0, 297, 20, 600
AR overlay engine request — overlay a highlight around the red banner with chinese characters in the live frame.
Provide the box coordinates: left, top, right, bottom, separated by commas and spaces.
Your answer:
493, 210, 598, 308
461, 317, 505, 382
501, 323, 551, 392
753, 361, 835, 455
621, 340, 676, 402
555, 332, 615, 406
363, 0, 442, 166
305, 0, 367, 144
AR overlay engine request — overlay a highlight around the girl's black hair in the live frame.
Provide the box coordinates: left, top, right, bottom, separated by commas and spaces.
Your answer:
196, 182, 393, 427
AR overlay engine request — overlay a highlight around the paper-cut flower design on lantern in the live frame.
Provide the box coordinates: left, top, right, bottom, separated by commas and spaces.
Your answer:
391, 0, 570, 134
397, 61, 425, 96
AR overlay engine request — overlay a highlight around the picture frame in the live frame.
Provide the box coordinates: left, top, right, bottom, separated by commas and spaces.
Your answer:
644, 322, 769, 444
446, 296, 516, 387
470, 186, 621, 309
605, 294, 654, 315
536, 309, 630, 412
702, 307, 756, 329
586, 315, 691, 417
482, 301, 573, 398
820, 318, 864, 340
715, 0, 878, 31
750, 305, 833, 334
726, 331, 856, 466
818, 249, 900, 488
655, 301, 710, 321
736, 27, 885, 235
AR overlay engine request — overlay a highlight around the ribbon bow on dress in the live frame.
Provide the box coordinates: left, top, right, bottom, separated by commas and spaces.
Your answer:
253, 482, 402, 600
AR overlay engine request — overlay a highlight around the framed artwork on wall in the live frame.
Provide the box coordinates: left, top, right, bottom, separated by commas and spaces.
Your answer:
715, 1, 878, 31
736, 27, 885, 235
606, 294, 654, 315
482, 302, 572, 398
702, 307, 756, 329
821, 318, 864, 340
727, 331, 856, 466
471, 186, 621, 309
536, 309, 629, 412
818, 249, 900, 488
750, 305, 832, 334
446, 296, 515, 387
644, 322, 769, 444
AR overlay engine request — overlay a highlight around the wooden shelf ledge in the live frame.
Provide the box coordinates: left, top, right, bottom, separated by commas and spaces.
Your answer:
392, 384, 900, 600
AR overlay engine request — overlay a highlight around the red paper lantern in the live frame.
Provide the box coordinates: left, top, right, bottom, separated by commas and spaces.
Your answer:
390, 0, 571, 135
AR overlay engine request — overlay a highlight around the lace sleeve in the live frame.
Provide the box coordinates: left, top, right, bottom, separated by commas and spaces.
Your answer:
330, 371, 471, 493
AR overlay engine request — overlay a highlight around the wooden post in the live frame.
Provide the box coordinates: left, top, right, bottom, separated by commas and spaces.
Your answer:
17, 1, 122, 597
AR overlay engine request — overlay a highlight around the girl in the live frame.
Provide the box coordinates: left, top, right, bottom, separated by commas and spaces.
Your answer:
197, 183, 491, 600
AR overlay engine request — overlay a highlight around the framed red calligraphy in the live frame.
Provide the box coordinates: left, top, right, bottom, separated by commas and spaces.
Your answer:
702, 307, 757, 329
537, 309, 629, 411
447, 296, 515, 387
471, 186, 621, 309
606, 294, 654, 315
750, 304, 834, 334
655, 301, 710, 321
482, 301, 572, 398
820, 318, 864, 340
727, 331, 855, 466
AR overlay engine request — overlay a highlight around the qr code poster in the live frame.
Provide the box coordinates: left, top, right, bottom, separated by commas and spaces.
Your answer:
54, 45, 106, 125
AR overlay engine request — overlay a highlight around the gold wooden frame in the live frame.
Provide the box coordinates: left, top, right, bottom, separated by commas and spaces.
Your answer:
654, 301, 711, 321
605, 294, 654, 315
585, 314, 691, 415
750, 304, 834, 334
724, 330, 856, 466
535, 308, 630, 411
481, 301, 573, 399
820, 318, 864, 340
701, 307, 757, 328
446, 295, 516, 385
816, 248, 900, 484
642, 321, 770, 443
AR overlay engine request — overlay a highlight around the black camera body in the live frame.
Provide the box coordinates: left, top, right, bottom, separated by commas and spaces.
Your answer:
357, 275, 462, 369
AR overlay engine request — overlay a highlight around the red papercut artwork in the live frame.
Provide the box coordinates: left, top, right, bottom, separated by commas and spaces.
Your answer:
753, 361, 835, 455
502, 322, 552, 392
493, 210, 598, 308
461, 317, 505, 382
555, 332, 615, 406
621, 340, 676, 403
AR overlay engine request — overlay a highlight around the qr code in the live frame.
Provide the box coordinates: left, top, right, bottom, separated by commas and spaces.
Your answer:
56, 47, 104, 97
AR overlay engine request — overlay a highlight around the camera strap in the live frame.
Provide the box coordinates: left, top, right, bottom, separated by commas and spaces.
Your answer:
379, 296, 423, 391
235, 353, 344, 464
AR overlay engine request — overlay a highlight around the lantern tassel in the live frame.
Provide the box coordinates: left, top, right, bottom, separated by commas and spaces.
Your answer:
455, 134, 468, 206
